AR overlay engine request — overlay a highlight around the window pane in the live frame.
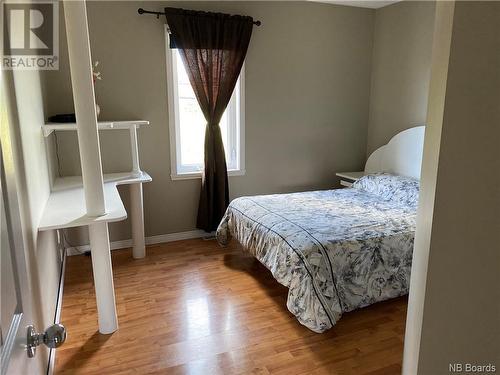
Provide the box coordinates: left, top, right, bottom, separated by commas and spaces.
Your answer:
175, 51, 231, 171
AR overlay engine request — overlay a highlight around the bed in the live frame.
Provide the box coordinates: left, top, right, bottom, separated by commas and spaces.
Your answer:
216, 126, 425, 332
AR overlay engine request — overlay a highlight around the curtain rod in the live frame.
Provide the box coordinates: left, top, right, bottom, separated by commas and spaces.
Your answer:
137, 8, 262, 26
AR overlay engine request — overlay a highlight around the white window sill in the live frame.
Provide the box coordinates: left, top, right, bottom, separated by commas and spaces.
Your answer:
171, 169, 246, 181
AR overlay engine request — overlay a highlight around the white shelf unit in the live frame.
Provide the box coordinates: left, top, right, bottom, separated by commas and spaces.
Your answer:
40, 120, 151, 233
40, 119, 151, 334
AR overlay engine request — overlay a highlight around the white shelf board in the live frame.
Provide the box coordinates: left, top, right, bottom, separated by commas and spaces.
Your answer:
39, 171, 152, 231
52, 171, 151, 191
42, 120, 149, 137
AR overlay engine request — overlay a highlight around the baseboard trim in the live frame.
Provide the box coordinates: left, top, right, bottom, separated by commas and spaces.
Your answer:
65, 229, 213, 256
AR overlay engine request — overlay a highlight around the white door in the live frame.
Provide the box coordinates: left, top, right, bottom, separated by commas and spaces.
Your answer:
0, 69, 65, 375
0, 93, 37, 375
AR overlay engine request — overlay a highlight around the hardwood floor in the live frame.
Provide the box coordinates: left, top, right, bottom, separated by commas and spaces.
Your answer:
55, 239, 407, 375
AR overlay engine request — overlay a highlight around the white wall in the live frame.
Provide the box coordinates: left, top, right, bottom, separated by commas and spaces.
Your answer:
404, 1, 500, 373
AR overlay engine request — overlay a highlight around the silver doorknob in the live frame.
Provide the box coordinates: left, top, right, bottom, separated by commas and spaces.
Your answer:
26, 323, 67, 358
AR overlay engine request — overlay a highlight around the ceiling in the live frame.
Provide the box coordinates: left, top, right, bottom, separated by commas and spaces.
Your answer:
309, 0, 402, 9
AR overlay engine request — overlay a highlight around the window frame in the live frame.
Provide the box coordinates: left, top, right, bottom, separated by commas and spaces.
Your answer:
165, 26, 245, 181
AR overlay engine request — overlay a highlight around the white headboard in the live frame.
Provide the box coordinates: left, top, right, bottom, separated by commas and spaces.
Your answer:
365, 126, 425, 179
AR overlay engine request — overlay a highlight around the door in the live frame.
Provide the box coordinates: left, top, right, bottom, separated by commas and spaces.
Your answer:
1, 67, 65, 375
0, 67, 40, 375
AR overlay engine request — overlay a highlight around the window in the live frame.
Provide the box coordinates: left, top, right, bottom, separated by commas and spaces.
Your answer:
165, 28, 245, 180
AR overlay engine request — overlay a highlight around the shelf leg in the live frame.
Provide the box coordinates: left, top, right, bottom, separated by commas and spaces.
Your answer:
130, 183, 146, 259
89, 222, 118, 334
130, 125, 141, 177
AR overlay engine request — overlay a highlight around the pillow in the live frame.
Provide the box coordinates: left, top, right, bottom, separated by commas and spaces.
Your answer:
353, 173, 420, 208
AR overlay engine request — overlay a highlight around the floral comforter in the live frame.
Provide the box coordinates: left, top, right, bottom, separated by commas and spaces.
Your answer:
216, 173, 419, 333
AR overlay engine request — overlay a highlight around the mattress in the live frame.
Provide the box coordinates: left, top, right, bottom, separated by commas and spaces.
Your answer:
216, 173, 419, 332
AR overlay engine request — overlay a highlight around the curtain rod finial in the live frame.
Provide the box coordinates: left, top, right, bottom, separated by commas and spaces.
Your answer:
138, 8, 144, 15
254, 20, 261, 26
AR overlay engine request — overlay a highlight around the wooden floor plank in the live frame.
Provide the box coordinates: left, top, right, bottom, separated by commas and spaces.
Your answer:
55, 239, 407, 374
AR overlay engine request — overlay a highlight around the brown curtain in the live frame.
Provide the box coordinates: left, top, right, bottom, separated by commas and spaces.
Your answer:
165, 7, 254, 232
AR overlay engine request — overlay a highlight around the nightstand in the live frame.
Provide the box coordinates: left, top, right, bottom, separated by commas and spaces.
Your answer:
336, 171, 367, 187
